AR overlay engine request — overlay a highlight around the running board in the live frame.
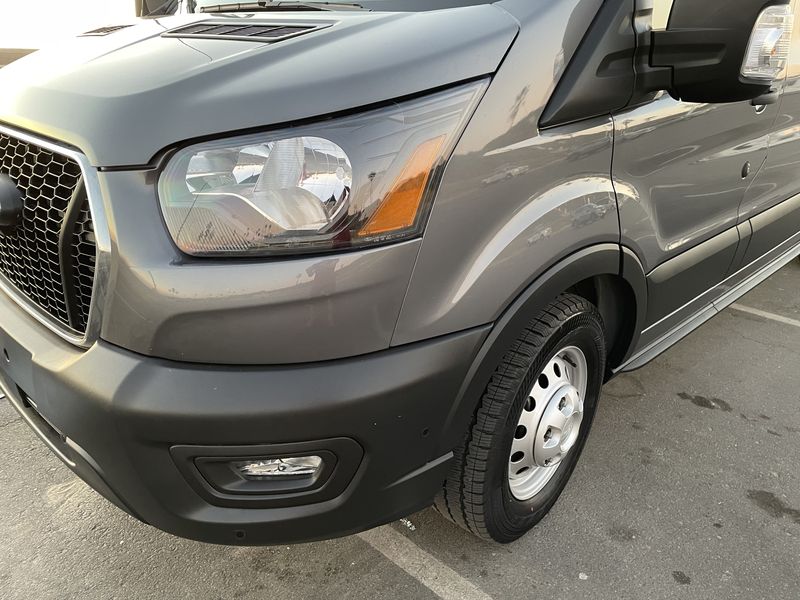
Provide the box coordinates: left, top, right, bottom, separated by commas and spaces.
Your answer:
616, 237, 800, 373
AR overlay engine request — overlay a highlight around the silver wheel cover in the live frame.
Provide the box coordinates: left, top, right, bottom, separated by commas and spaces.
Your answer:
507, 346, 588, 501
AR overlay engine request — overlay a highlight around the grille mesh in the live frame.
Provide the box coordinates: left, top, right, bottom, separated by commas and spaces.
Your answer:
0, 132, 97, 334
164, 22, 320, 41
80, 25, 133, 36
70, 202, 97, 331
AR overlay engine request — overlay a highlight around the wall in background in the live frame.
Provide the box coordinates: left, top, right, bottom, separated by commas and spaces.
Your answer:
653, 0, 675, 29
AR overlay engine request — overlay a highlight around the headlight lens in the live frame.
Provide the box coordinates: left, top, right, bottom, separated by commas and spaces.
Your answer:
158, 81, 487, 256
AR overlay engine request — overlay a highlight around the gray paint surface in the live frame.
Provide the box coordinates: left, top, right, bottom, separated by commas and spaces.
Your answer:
99, 170, 423, 364
740, 10, 800, 263
615, 0, 800, 350
89, 0, 616, 363
394, 0, 612, 344
0, 0, 797, 367
613, 95, 775, 275
0, 8, 518, 167
0, 0, 619, 366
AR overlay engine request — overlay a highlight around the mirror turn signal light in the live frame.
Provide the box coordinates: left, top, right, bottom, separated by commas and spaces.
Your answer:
742, 4, 794, 80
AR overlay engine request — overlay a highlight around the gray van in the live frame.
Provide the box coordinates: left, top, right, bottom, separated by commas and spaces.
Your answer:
0, 0, 798, 545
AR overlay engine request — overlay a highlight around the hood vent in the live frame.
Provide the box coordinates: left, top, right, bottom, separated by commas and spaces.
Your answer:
81, 25, 133, 36
162, 21, 330, 42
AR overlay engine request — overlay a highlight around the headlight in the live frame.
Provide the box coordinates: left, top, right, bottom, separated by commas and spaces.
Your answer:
158, 81, 488, 257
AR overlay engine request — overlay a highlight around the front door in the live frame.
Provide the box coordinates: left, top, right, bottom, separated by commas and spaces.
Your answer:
737, 0, 800, 267
614, 0, 781, 343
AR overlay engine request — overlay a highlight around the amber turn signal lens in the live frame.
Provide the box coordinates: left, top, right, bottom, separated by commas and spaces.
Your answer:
358, 135, 446, 237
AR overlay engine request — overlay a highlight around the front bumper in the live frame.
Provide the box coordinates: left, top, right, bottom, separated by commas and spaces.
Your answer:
0, 289, 488, 545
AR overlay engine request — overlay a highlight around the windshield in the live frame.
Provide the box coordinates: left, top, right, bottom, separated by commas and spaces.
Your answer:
187, 0, 496, 13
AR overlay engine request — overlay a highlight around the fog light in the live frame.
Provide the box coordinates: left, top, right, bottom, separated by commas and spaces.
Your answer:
234, 456, 323, 480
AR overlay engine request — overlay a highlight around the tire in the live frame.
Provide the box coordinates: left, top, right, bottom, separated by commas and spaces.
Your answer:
435, 294, 606, 543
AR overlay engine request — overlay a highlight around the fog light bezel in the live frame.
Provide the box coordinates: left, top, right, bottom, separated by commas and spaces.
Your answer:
170, 438, 363, 509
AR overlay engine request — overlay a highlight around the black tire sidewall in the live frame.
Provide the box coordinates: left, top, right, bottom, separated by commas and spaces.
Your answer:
485, 311, 605, 541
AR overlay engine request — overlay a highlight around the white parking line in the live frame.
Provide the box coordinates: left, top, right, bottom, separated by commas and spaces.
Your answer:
729, 304, 800, 329
358, 526, 494, 600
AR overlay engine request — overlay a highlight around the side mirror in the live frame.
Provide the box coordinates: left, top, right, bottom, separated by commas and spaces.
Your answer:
136, 0, 184, 17
646, 0, 794, 103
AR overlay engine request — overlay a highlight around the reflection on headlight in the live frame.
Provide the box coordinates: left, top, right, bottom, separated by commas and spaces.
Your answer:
182, 136, 352, 233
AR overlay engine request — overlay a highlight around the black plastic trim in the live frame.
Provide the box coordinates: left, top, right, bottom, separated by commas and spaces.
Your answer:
58, 179, 87, 331
645, 227, 740, 325
433, 243, 647, 458
645, 0, 790, 103
540, 0, 636, 129
730, 221, 754, 276
0, 278, 490, 545
620, 231, 800, 373
0, 369, 141, 521
742, 191, 800, 265
171, 438, 363, 509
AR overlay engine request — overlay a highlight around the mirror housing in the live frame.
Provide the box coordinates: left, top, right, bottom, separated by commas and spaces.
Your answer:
136, 0, 185, 17
645, 0, 794, 103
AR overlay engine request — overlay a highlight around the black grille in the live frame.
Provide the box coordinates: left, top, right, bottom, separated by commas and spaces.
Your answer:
80, 25, 133, 36
0, 132, 97, 335
70, 202, 96, 332
163, 22, 324, 42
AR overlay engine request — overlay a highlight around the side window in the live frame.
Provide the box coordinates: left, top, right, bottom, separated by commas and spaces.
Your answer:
653, 0, 675, 29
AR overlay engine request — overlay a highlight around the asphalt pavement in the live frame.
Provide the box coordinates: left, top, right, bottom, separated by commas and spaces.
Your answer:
1, 261, 798, 600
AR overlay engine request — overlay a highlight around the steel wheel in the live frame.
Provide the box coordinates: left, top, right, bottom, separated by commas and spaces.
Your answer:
507, 346, 588, 501
434, 294, 605, 543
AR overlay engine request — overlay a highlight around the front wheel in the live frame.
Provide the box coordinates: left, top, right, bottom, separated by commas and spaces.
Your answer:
435, 294, 606, 543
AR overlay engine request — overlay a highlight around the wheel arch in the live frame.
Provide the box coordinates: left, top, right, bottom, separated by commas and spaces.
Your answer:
434, 243, 647, 457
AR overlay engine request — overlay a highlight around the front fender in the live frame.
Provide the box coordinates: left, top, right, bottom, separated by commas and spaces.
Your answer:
392, 0, 620, 346
432, 243, 647, 457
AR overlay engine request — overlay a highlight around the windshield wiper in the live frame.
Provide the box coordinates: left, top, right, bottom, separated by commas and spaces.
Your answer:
200, 1, 365, 12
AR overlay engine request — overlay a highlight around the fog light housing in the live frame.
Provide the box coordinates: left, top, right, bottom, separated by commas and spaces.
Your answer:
234, 456, 323, 480
171, 439, 363, 507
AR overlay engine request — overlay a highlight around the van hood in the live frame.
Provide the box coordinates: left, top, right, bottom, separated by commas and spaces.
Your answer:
0, 8, 518, 167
